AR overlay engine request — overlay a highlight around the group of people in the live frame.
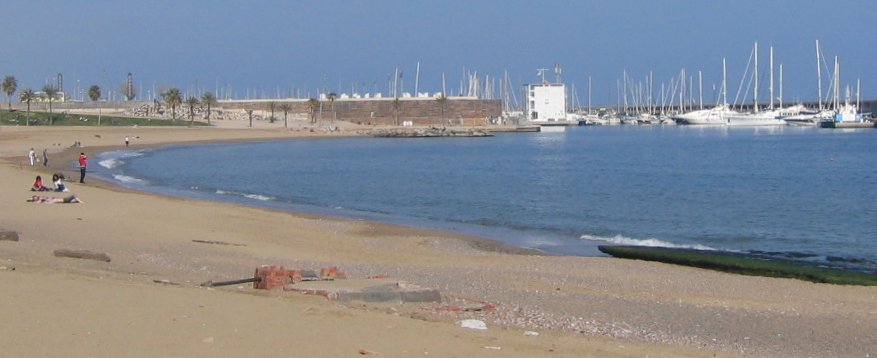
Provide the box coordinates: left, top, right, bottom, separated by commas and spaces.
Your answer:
25, 146, 91, 204
28, 173, 81, 203
27, 148, 49, 167
28, 147, 87, 183
31, 174, 68, 192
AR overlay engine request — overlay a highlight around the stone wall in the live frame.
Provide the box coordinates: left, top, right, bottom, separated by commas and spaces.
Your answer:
218, 98, 502, 125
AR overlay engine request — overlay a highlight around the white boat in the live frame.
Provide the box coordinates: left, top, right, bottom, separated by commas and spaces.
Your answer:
779, 105, 833, 126
674, 58, 738, 125
672, 104, 738, 125
726, 110, 787, 126
726, 43, 788, 126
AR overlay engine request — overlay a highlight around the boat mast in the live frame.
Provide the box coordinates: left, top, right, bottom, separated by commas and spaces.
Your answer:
588, 76, 592, 116
833, 56, 839, 110
779, 63, 783, 108
649, 70, 653, 115
698, 70, 703, 110
414, 61, 420, 96
622, 70, 628, 114
679, 68, 684, 113
816, 40, 822, 110
769, 46, 774, 110
723, 58, 728, 106
754, 42, 759, 113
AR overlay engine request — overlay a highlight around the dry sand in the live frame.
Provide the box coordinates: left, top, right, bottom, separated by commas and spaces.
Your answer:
1, 124, 875, 357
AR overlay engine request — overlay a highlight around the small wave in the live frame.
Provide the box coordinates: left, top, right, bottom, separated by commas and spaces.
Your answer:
99, 158, 124, 169
214, 189, 274, 201
112, 174, 146, 184
580, 234, 716, 251
243, 194, 274, 201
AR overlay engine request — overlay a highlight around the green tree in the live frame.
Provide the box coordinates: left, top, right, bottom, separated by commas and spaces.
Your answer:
201, 91, 217, 125
279, 103, 291, 128
88, 85, 101, 101
19, 88, 35, 126
393, 98, 402, 126
2, 76, 18, 110
436, 94, 448, 122
41, 85, 59, 124
326, 92, 337, 120
161, 88, 182, 121
88, 85, 102, 126
185, 96, 199, 126
307, 98, 319, 124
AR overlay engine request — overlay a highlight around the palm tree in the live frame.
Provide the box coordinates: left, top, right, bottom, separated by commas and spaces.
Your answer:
267, 101, 276, 123
161, 88, 182, 122
327, 92, 337, 119
246, 109, 254, 127
41, 85, 58, 124
88, 85, 101, 101
2, 76, 17, 110
19, 88, 35, 126
88, 85, 102, 126
201, 91, 217, 125
436, 94, 448, 123
279, 103, 291, 128
307, 98, 319, 124
185, 96, 199, 126
393, 98, 402, 126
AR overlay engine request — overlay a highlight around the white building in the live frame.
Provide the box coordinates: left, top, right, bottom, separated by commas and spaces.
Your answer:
525, 82, 566, 122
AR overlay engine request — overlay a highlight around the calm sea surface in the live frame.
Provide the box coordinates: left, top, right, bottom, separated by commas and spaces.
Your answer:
94, 125, 877, 272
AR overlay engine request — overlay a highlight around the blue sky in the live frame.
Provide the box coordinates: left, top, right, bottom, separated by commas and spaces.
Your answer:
2, 0, 874, 106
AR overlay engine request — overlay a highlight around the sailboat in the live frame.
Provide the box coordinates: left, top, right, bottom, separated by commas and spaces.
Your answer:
779, 40, 835, 126
672, 59, 738, 125
726, 43, 787, 126
819, 56, 870, 128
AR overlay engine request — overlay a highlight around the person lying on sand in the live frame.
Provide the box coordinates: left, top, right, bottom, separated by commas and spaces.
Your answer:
27, 195, 83, 204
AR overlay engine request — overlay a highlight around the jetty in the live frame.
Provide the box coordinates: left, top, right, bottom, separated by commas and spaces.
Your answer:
370, 127, 493, 138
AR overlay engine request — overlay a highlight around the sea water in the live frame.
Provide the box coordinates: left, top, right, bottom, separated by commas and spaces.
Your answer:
94, 125, 877, 272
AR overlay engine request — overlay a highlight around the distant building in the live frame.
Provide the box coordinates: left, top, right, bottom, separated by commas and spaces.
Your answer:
525, 82, 566, 122
33, 91, 66, 103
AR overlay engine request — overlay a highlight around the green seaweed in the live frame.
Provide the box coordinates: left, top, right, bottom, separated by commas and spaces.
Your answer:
598, 245, 877, 286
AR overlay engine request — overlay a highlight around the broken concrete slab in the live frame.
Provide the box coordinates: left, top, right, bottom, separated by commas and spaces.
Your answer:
53, 249, 111, 262
0, 231, 20, 242
291, 279, 442, 303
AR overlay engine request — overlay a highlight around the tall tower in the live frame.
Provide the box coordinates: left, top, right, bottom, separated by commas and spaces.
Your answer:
56, 73, 63, 93
126, 73, 135, 101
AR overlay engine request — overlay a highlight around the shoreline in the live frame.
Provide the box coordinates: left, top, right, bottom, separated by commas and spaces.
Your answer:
55, 132, 547, 258
2, 125, 876, 357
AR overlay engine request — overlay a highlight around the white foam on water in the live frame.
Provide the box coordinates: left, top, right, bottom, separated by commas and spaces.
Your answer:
99, 158, 124, 169
113, 174, 146, 184
215, 189, 273, 201
580, 234, 716, 251
243, 194, 274, 201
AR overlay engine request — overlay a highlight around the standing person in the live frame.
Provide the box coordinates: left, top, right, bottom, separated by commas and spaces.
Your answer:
125, 136, 129, 147
28, 148, 35, 166
78, 152, 87, 183
42, 148, 48, 167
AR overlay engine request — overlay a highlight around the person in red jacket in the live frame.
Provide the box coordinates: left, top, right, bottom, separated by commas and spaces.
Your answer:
78, 152, 87, 183
31, 175, 49, 191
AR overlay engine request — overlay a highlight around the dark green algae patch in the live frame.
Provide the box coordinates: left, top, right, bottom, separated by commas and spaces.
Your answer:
598, 245, 877, 286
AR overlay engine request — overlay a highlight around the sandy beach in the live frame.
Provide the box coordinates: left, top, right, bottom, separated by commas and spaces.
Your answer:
1, 124, 875, 357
